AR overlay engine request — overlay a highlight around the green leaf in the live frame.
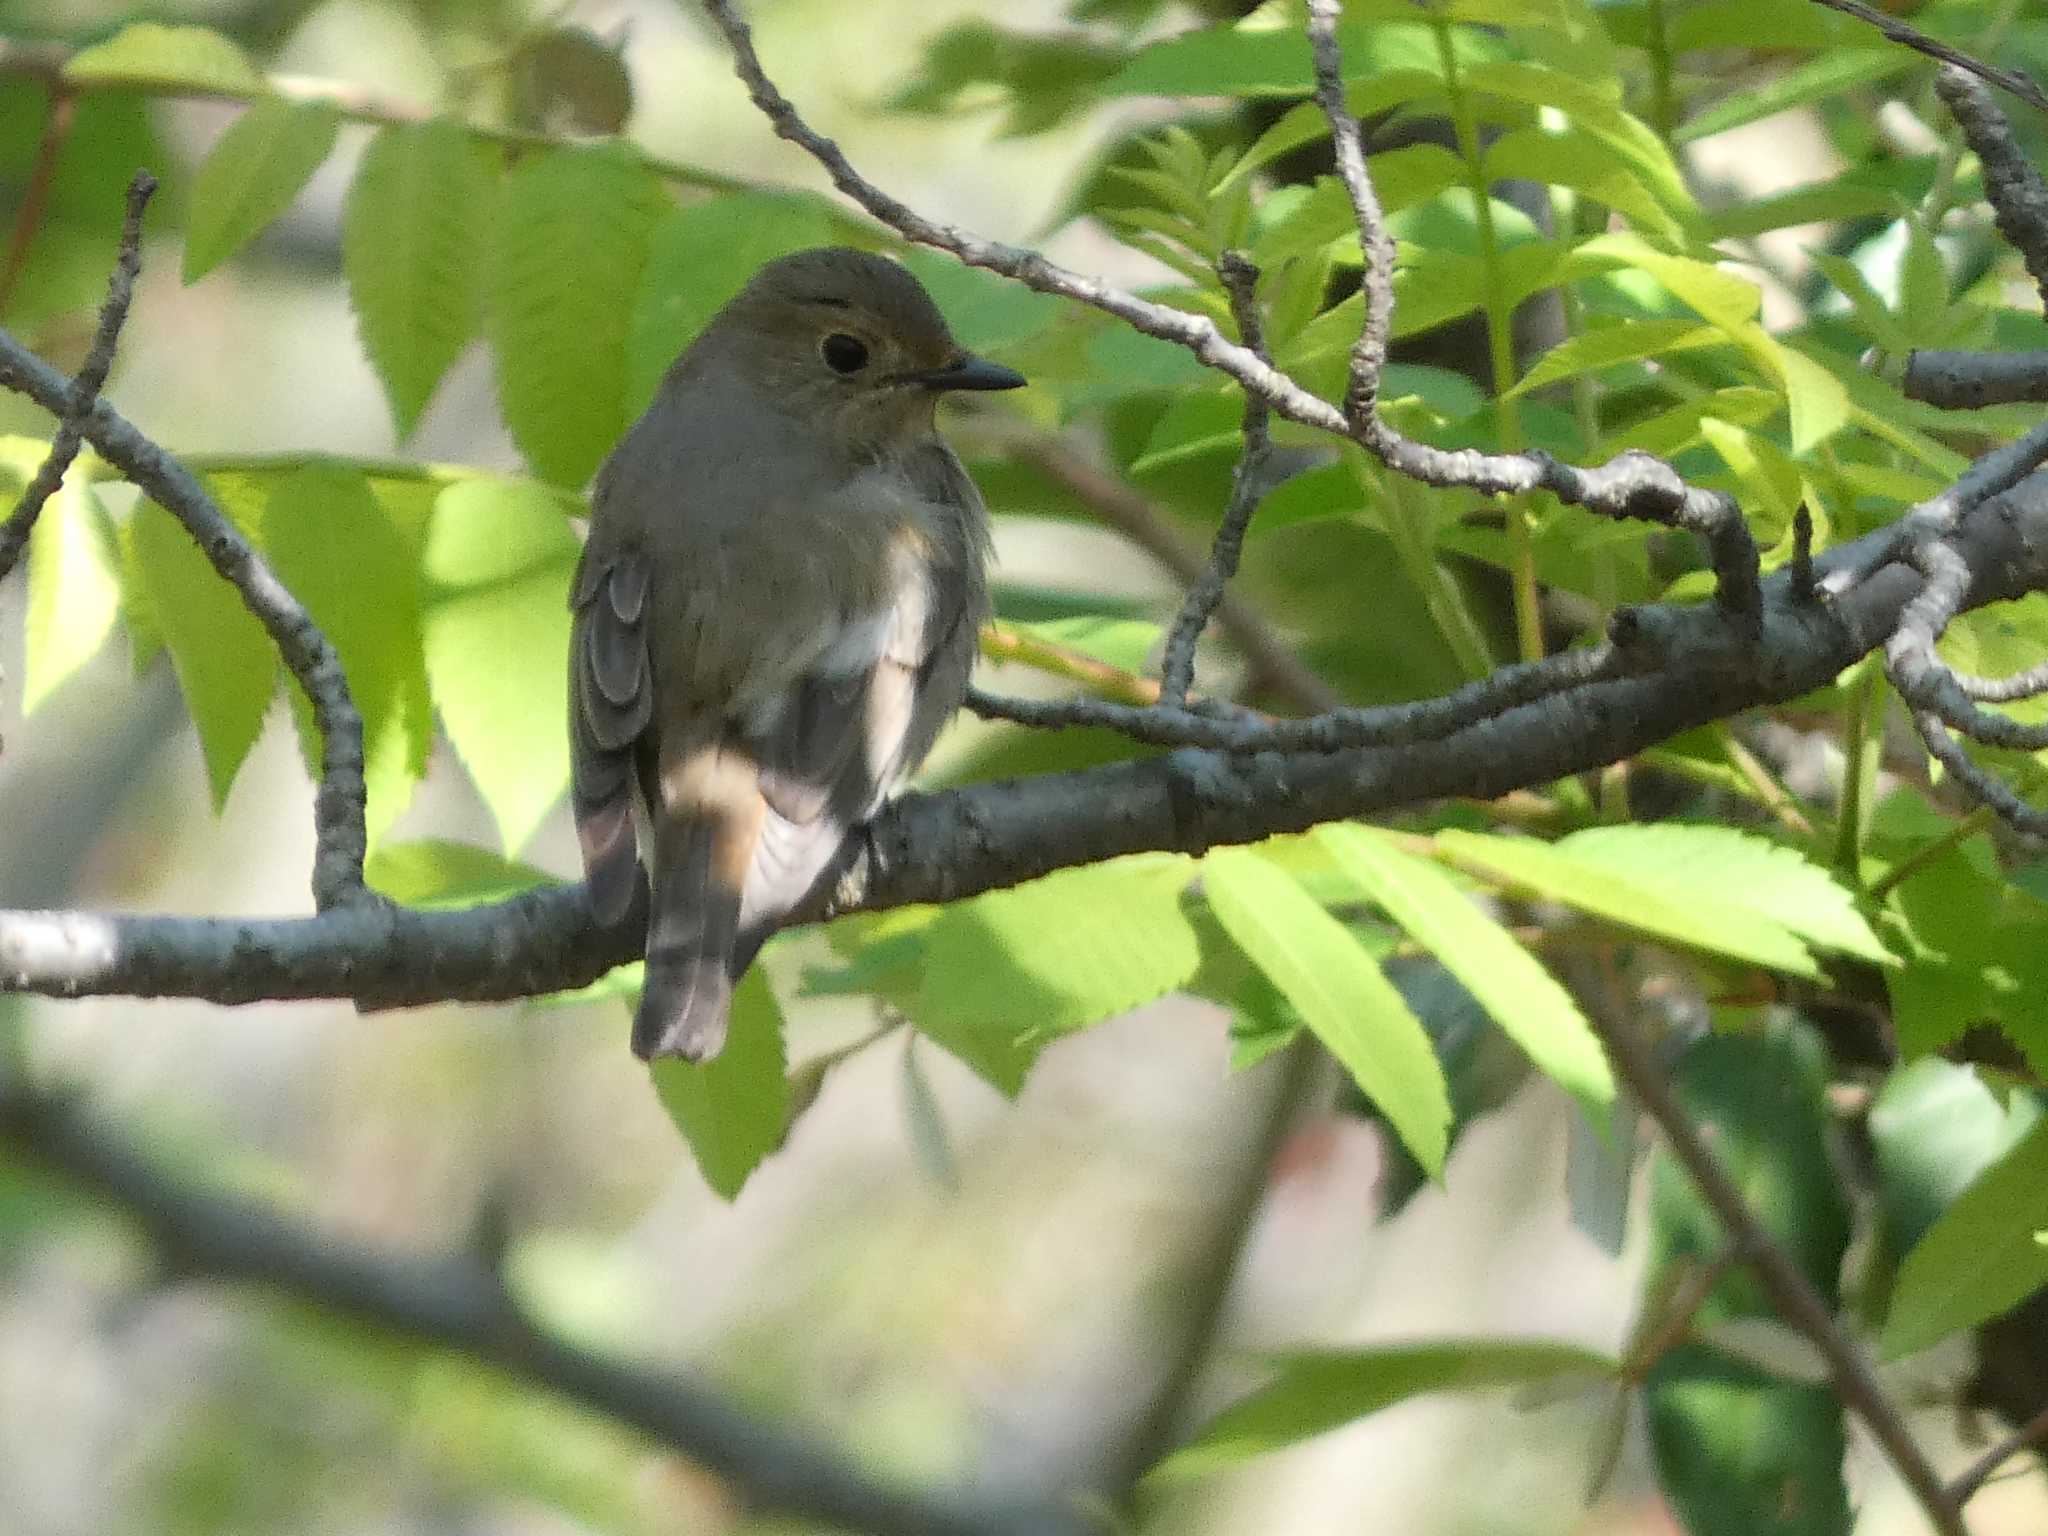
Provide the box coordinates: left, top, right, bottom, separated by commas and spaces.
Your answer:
22, 474, 119, 713
132, 500, 276, 807
1676, 49, 1914, 144
1316, 825, 1613, 1109
488, 145, 667, 486
1651, 1021, 1851, 1310
1460, 60, 1686, 212
1647, 1344, 1851, 1536
1156, 1338, 1617, 1480
1557, 825, 1888, 964
1882, 1114, 2048, 1358
421, 480, 580, 855
1706, 178, 1902, 243
1508, 318, 1723, 398
915, 855, 1200, 1093
263, 464, 431, 845
1869, 1059, 2041, 1253
625, 192, 847, 418
364, 838, 557, 909
1437, 829, 1819, 977
65, 22, 264, 94
1006, 615, 1162, 674
650, 968, 791, 1200
1203, 846, 1450, 1174
183, 97, 339, 282
344, 120, 499, 438
898, 249, 1061, 357
1567, 232, 1760, 332
1482, 125, 1687, 245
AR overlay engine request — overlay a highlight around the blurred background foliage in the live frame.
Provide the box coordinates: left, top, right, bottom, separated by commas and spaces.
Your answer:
7, 0, 2048, 1531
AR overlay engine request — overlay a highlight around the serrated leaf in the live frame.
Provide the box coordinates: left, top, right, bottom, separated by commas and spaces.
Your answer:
1437, 829, 1819, 977
625, 192, 845, 417
1317, 825, 1612, 1109
132, 501, 276, 806
488, 145, 666, 484
1556, 824, 1889, 964
22, 474, 119, 713
421, 480, 578, 854
344, 120, 499, 438
1882, 1115, 2048, 1358
1155, 1338, 1617, 1480
65, 22, 263, 94
650, 967, 791, 1200
263, 464, 431, 844
364, 838, 557, 909
1203, 846, 1449, 1174
914, 855, 1200, 1093
183, 97, 338, 281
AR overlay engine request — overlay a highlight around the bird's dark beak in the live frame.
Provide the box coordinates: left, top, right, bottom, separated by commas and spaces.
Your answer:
916, 353, 1027, 392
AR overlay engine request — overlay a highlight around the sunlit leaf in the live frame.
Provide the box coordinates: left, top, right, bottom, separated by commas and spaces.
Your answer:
184, 97, 339, 281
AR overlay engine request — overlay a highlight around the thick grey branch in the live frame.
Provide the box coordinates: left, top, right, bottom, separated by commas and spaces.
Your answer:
0, 1078, 1089, 1536
6, 480, 2045, 1007
1936, 67, 2048, 302
1904, 349, 2048, 409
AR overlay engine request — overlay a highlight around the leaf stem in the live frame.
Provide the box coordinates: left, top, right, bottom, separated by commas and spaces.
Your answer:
1834, 661, 1886, 878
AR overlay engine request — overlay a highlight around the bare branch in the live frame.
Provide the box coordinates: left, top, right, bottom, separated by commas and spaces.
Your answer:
8, 471, 2047, 1008
1904, 349, 2048, 410
0, 269, 370, 910
1945, 1400, 2048, 1513
0, 170, 152, 584
1812, 0, 2048, 119
1936, 67, 2048, 302
0, 83, 76, 319
0, 1077, 1091, 1536
1590, 994, 1966, 1534
1304, 0, 1396, 428
989, 430, 1343, 712
1158, 251, 1275, 708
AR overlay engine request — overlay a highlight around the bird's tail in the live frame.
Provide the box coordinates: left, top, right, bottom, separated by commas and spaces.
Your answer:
632, 792, 763, 1062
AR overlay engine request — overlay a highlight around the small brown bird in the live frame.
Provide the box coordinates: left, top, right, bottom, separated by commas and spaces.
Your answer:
570, 247, 1023, 1061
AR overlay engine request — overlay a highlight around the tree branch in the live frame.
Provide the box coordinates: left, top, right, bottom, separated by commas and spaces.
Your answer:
0, 170, 151, 585
0, 300, 370, 909
1809, 0, 2048, 120
1587, 993, 1966, 1536
6, 469, 2046, 1007
1158, 250, 1275, 709
0, 1076, 1090, 1536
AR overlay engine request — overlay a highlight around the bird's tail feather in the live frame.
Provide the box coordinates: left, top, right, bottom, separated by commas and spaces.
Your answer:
631, 790, 762, 1062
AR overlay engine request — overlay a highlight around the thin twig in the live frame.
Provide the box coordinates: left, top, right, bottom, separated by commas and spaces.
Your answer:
0, 1079, 1090, 1536
1945, 1400, 2048, 1512
1110, 1036, 1322, 1491
1867, 807, 1998, 902
1588, 995, 1967, 1535
0, 251, 370, 908
0, 84, 77, 319
0, 170, 152, 586
980, 621, 1163, 707
1158, 251, 1274, 708
1810, 0, 2048, 119
990, 430, 1342, 712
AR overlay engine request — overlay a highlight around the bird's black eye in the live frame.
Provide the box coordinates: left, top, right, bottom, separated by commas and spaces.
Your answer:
821, 333, 869, 375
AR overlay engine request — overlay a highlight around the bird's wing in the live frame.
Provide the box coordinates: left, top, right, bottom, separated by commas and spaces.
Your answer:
569, 539, 654, 924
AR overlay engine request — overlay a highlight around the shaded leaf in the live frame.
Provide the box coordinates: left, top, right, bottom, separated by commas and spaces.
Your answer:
184, 97, 339, 281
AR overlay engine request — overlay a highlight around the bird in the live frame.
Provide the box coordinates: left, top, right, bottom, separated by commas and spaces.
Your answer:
569, 246, 1024, 1062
